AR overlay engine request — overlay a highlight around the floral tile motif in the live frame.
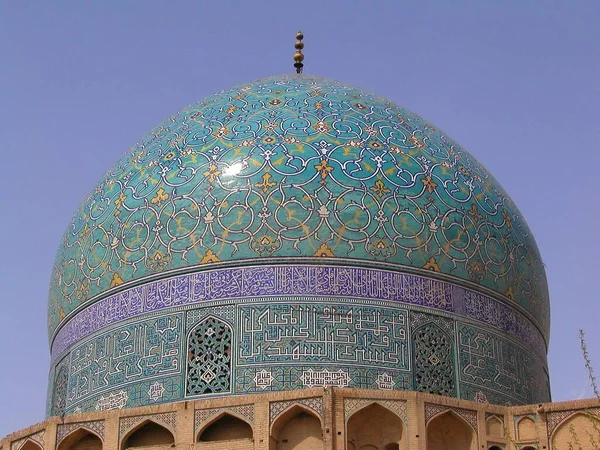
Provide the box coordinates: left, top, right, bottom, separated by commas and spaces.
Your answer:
48, 75, 549, 340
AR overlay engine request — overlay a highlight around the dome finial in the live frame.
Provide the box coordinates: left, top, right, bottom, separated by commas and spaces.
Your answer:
293, 30, 304, 74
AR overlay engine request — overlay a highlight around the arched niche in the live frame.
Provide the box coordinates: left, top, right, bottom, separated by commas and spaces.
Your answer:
197, 412, 253, 442
186, 316, 233, 397
21, 441, 42, 450
520, 447, 536, 450
551, 412, 600, 450
426, 410, 476, 450
488, 446, 503, 450
486, 416, 503, 437
270, 405, 323, 450
516, 416, 536, 441
346, 403, 404, 450
58, 429, 102, 450
121, 420, 174, 450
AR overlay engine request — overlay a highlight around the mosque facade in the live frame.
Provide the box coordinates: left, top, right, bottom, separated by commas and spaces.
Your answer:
2, 36, 599, 450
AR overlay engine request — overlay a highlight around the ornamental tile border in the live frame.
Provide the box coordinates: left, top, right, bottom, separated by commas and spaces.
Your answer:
424, 403, 478, 432
270, 397, 324, 424
51, 265, 547, 364
546, 407, 600, 436
194, 405, 255, 434
56, 421, 105, 444
343, 398, 407, 423
119, 412, 177, 439
11, 431, 45, 450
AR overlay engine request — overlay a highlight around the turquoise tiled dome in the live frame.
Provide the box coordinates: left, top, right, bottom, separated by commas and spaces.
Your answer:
48, 74, 549, 339
47, 75, 551, 413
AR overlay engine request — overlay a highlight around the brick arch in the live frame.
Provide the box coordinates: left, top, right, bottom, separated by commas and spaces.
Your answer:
119, 413, 176, 440
344, 400, 406, 425
56, 423, 104, 446
120, 419, 174, 450
270, 403, 323, 434
485, 415, 504, 437
427, 409, 477, 433
346, 402, 405, 450
550, 411, 600, 449
57, 428, 102, 450
426, 410, 477, 450
516, 415, 537, 441
269, 405, 323, 450
196, 411, 254, 442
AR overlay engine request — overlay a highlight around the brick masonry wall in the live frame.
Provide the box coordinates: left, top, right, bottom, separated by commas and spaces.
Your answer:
3, 390, 600, 450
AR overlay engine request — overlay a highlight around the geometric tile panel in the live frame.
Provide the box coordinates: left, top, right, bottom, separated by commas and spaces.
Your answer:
56, 421, 105, 444
424, 403, 478, 432
11, 431, 45, 450
119, 412, 177, 439
270, 397, 324, 424
194, 405, 255, 434
343, 398, 407, 423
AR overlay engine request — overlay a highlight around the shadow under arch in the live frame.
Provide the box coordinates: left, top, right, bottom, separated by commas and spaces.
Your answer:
426, 410, 476, 450
20, 440, 43, 450
120, 419, 174, 450
346, 402, 405, 450
196, 411, 253, 442
270, 404, 323, 450
57, 428, 103, 450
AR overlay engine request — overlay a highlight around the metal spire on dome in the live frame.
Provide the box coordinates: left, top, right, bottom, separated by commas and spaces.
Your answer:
293, 31, 304, 74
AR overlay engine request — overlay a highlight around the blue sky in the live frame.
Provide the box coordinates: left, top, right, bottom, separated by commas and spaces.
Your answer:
1, 1, 599, 437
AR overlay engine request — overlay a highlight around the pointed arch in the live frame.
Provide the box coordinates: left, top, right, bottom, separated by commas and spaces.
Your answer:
344, 401, 405, 425
346, 402, 405, 450
551, 411, 600, 450
186, 316, 232, 396
196, 412, 253, 442
516, 416, 536, 441
57, 428, 102, 450
270, 404, 323, 450
20, 440, 42, 450
485, 415, 504, 437
121, 420, 174, 450
426, 410, 476, 450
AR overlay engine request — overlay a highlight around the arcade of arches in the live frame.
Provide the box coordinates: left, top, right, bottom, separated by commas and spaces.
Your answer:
2, 390, 600, 450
